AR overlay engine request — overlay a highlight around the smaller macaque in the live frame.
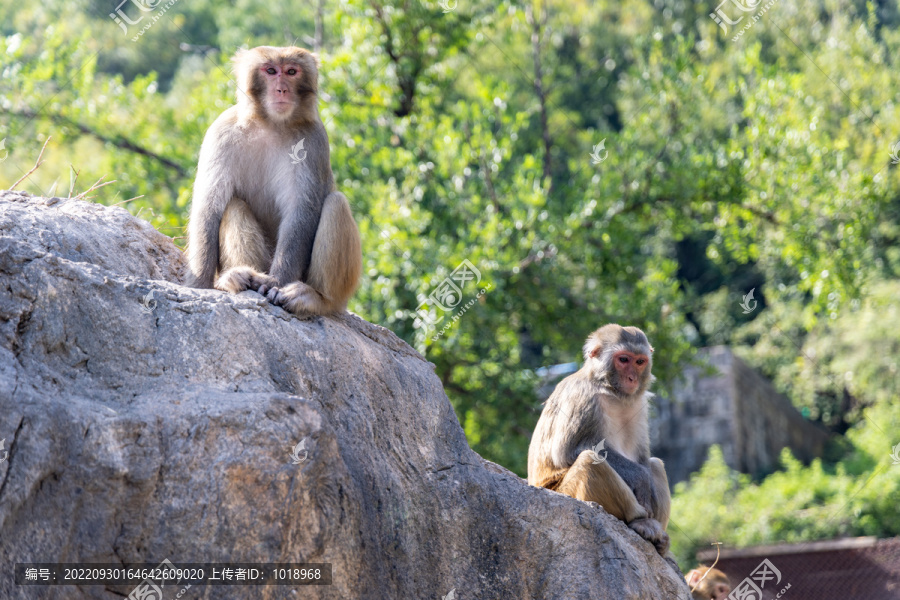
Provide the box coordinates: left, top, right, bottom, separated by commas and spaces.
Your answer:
686, 566, 731, 600
527, 325, 671, 555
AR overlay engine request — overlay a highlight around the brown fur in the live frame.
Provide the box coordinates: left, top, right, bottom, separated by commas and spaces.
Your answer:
687, 566, 732, 600
528, 324, 672, 557
186, 46, 361, 316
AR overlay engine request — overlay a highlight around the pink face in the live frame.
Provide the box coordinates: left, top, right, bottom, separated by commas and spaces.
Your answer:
261, 62, 303, 115
711, 582, 731, 600
612, 350, 649, 395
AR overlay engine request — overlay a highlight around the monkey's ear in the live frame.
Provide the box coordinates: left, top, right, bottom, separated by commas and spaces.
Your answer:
231, 47, 255, 82
686, 568, 703, 586
582, 331, 604, 361
309, 52, 321, 68
232, 47, 250, 67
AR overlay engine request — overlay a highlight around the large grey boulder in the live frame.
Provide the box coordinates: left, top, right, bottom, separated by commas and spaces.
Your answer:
0, 190, 690, 599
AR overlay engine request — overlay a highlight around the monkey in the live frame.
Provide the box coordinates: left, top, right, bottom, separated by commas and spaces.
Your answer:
527, 324, 672, 556
186, 46, 361, 316
686, 566, 731, 600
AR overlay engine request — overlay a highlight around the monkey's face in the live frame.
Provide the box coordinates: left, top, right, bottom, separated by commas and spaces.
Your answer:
688, 568, 731, 600
258, 60, 305, 120
696, 581, 731, 600
611, 350, 650, 396
235, 47, 319, 124
711, 583, 731, 600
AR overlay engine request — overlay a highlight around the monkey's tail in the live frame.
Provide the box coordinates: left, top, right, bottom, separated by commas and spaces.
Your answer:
306, 191, 361, 313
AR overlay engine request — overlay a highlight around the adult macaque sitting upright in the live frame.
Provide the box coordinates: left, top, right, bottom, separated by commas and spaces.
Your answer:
186, 45, 361, 316
527, 324, 672, 556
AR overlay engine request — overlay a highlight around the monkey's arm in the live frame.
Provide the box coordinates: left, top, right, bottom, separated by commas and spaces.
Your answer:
605, 449, 656, 517
268, 126, 333, 286
546, 378, 600, 469
268, 207, 317, 285
187, 125, 235, 288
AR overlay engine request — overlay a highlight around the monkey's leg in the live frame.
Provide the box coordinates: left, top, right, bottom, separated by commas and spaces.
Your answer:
559, 451, 670, 555
649, 457, 671, 530
648, 458, 681, 575
215, 198, 278, 294
558, 450, 649, 522
267, 192, 361, 316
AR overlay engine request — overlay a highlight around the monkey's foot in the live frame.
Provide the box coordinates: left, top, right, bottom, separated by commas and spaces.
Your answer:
215, 267, 279, 294
266, 281, 329, 315
627, 517, 670, 555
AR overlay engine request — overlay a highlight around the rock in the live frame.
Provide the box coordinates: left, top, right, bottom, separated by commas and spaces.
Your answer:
0, 190, 689, 599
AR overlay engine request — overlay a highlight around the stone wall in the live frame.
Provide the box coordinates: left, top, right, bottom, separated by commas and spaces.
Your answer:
650, 346, 829, 485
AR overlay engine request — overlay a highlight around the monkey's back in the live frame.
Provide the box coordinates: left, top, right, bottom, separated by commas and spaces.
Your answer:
527, 369, 600, 488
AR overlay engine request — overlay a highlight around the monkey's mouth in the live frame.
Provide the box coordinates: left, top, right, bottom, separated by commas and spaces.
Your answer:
269, 98, 295, 109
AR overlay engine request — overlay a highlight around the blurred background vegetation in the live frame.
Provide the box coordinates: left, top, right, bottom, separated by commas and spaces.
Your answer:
2, 0, 899, 568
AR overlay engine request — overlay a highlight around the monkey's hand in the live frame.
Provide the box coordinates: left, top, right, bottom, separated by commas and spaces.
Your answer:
216, 267, 279, 295
627, 517, 670, 556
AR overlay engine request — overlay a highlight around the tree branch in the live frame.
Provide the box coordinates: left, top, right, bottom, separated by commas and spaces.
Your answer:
6, 109, 188, 178
370, 2, 423, 117
525, 2, 552, 193
9, 137, 50, 191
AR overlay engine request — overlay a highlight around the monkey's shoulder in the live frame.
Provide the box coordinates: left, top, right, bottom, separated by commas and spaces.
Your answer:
546, 369, 600, 402
204, 106, 326, 145
542, 374, 579, 408
204, 105, 241, 136
540, 371, 603, 423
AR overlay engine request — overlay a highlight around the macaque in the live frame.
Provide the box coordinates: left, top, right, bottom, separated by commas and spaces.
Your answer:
187, 46, 361, 316
527, 324, 671, 555
686, 566, 731, 600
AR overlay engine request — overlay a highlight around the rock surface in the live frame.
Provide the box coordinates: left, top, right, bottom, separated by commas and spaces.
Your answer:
0, 190, 690, 599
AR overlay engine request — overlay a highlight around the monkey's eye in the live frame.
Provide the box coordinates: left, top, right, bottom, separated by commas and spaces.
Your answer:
266, 67, 277, 75
618, 356, 629, 363
287, 68, 298, 75
636, 359, 646, 366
